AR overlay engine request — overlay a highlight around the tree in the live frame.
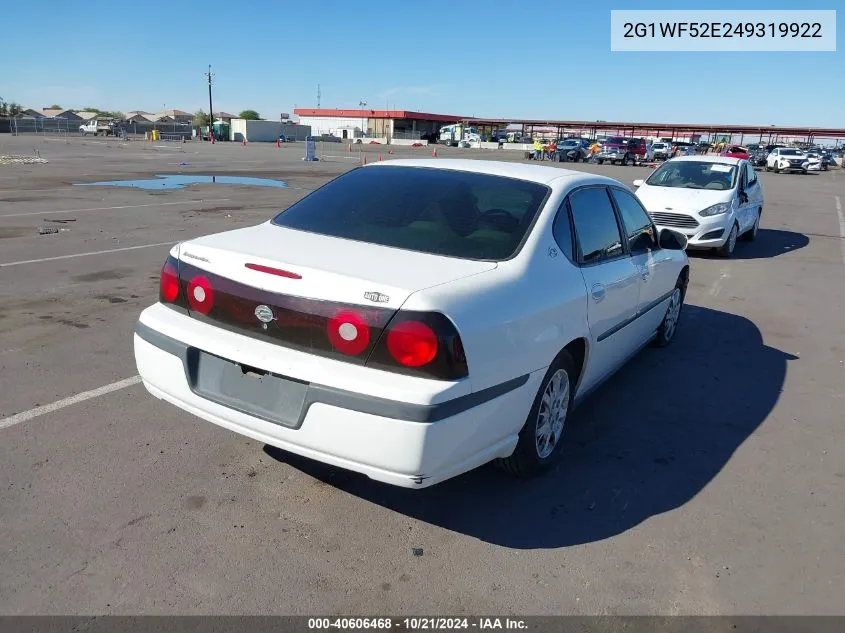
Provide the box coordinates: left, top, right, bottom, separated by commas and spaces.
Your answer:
238, 110, 261, 120
8, 102, 21, 117
193, 109, 211, 127
48, 104, 62, 110
0, 99, 7, 117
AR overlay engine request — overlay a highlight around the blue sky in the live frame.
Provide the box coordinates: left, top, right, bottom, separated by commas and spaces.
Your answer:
2, 1, 841, 127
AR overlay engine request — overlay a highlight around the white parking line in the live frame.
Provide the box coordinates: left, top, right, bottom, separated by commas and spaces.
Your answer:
0, 241, 177, 268
0, 376, 142, 430
709, 265, 731, 297
0, 199, 230, 219
836, 196, 845, 265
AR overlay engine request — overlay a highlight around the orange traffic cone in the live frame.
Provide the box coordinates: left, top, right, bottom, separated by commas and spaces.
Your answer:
432, 147, 437, 157
242, 138, 247, 146
378, 155, 382, 161
275, 139, 280, 148
362, 154, 367, 165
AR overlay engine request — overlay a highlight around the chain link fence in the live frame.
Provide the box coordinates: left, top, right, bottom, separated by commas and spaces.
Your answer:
0, 117, 193, 140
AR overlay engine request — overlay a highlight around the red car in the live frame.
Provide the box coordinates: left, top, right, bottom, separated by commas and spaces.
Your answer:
722, 145, 749, 160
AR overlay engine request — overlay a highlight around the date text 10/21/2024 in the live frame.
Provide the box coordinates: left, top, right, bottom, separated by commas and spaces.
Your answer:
307, 618, 528, 630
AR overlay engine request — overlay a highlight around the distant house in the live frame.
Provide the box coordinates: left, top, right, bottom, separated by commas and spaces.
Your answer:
125, 111, 156, 122
154, 109, 192, 123
214, 111, 235, 123
74, 111, 100, 121
39, 109, 81, 120
20, 108, 44, 118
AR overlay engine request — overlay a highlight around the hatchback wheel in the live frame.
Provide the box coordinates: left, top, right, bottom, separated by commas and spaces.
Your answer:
497, 351, 575, 477
741, 210, 760, 241
716, 222, 739, 257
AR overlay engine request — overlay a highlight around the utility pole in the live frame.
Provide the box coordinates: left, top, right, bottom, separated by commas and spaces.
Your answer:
317, 84, 321, 108
205, 65, 215, 135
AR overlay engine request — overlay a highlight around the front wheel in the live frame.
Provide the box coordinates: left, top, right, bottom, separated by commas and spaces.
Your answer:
497, 351, 575, 478
652, 283, 684, 347
716, 222, 739, 257
620, 153, 629, 166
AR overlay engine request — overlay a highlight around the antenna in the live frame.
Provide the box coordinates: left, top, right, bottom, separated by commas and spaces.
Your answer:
317, 84, 321, 108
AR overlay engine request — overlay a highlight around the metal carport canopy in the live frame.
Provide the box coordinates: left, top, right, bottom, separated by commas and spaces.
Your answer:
460, 118, 845, 139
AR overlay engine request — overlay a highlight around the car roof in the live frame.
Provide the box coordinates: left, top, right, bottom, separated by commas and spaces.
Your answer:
365, 158, 621, 186
668, 155, 744, 165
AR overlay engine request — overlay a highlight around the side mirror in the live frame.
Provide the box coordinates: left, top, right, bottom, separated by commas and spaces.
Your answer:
632, 179, 644, 187
658, 228, 688, 251
738, 190, 749, 203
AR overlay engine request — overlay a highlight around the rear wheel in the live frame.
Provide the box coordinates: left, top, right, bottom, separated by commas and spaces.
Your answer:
621, 153, 630, 166
497, 351, 575, 478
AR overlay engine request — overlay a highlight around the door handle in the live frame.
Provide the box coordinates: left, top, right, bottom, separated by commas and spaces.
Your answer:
590, 283, 606, 302
640, 268, 650, 280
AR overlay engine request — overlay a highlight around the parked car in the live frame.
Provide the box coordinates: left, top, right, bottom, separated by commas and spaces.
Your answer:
805, 150, 826, 171
596, 136, 643, 166
632, 156, 764, 258
722, 145, 749, 160
749, 147, 769, 168
556, 138, 590, 162
651, 142, 671, 160
766, 147, 810, 174
134, 160, 690, 489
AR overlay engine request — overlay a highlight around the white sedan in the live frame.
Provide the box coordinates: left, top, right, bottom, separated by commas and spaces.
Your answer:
134, 160, 689, 488
633, 156, 764, 258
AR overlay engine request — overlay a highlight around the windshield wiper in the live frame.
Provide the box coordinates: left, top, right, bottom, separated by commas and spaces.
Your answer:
682, 184, 704, 189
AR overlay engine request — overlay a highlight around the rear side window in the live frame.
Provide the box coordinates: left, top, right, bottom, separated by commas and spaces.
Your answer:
271, 166, 549, 261
568, 187, 624, 264
610, 188, 657, 253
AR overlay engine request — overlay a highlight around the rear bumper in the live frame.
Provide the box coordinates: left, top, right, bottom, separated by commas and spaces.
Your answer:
133, 306, 540, 488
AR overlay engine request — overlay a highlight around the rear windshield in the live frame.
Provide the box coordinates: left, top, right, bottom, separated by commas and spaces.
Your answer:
271, 166, 550, 261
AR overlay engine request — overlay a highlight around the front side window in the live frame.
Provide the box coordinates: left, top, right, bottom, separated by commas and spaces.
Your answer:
271, 166, 549, 261
568, 188, 624, 264
610, 188, 657, 253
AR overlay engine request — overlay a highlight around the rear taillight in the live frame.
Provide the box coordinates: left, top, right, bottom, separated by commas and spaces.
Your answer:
386, 321, 438, 367
160, 259, 180, 303
187, 275, 214, 315
367, 311, 468, 381
327, 309, 371, 356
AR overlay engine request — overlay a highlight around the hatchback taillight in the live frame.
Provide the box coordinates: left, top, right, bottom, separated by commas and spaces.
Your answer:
160, 259, 180, 303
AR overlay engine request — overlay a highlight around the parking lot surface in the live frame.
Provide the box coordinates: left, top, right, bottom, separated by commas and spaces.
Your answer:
1, 136, 843, 615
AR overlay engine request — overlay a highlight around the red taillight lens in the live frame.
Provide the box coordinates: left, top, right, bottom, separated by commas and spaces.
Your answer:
327, 309, 371, 356
187, 275, 214, 315
160, 261, 180, 303
386, 320, 438, 367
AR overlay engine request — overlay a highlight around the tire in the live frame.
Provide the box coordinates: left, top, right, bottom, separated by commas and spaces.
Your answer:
765, 163, 771, 172
497, 351, 575, 478
597, 159, 604, 165
741, 209, 760, 241
716, 222, 739, 257
652, 279, 685, 347
621, 153, 629, 166
774, 164, 780, 173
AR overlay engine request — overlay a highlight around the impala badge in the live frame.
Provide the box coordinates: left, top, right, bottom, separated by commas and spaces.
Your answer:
364, 291, 389, 303
254, 305, 274, 329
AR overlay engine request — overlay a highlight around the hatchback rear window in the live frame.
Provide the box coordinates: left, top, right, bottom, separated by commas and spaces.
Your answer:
271, 166, 550, 261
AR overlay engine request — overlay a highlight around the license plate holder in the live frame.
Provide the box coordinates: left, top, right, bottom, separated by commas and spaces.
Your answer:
186, 348, 308, 428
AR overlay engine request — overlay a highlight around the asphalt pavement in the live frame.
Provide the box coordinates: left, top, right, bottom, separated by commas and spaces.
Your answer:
1, 135, 843, 615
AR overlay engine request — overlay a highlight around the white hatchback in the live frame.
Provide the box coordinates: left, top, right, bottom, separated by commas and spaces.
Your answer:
633, 156, 764, 258
134, 160, 689, 488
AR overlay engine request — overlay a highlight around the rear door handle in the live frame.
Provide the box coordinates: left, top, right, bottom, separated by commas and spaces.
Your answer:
590, 283, 606, 302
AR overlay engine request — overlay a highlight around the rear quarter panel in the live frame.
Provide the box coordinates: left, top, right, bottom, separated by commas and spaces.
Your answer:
401, 183, 591, 393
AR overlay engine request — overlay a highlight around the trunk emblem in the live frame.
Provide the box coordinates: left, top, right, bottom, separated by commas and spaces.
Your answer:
254, 305, 275, 327
364, 292, 390, 303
